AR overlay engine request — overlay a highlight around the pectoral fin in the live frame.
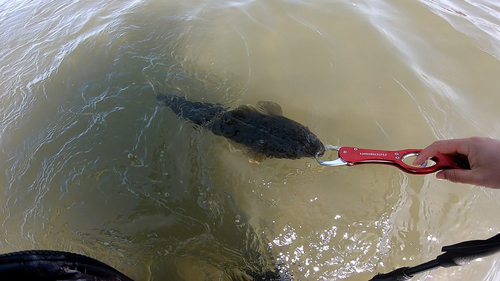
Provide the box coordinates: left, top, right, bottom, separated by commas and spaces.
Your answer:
246, 151, 266, 163
256, 101, 283, 116
228, 140, 246, 153
227, 140, 266, 163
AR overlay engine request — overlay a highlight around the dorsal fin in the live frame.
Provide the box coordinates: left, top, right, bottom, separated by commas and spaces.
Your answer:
256, 101, 283, 116
236, 104, 258, 112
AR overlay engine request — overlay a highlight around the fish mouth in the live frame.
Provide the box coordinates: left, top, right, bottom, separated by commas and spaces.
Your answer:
315, 148, 325, 159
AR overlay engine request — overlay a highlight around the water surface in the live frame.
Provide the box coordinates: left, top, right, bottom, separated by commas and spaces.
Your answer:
1, 0, 500, 280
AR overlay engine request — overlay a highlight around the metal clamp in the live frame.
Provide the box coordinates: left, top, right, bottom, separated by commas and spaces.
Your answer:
315, 145, 347, 166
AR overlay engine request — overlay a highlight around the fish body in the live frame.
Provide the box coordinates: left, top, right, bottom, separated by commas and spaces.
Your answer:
157, 94, 325, 160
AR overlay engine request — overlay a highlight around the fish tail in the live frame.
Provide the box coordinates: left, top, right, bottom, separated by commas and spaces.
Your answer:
156, 94, 225, 125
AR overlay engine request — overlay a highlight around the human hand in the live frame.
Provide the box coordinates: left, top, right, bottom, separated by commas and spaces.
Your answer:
412, 137, 500, 189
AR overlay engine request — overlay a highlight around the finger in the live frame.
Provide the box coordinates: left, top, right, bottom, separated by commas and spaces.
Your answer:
413, 140, 449, 165
436, 169, 476, 185
413, 139, 469, 165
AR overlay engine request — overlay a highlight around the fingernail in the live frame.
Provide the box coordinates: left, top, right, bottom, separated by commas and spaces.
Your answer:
436, 172, 445, 180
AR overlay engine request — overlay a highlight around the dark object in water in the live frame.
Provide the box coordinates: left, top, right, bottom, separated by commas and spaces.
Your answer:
157, 94, 325, 161
0, 250, 133, 280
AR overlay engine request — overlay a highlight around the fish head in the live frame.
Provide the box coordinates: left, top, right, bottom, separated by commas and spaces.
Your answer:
293, 126, 325, 159
307, 133, 325, 158
271, 117, 325, 159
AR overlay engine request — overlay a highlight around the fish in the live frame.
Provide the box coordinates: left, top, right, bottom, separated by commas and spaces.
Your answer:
157, 94, 325, 162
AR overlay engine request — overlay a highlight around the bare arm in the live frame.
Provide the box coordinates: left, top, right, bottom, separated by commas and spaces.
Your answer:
413, 137, 500, 189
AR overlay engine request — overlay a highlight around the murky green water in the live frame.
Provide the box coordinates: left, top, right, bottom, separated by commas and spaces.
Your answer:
1, 0, 500, 280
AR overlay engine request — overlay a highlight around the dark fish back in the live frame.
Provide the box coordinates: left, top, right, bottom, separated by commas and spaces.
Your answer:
210, 108, 324, 159
156, 94, 225, 126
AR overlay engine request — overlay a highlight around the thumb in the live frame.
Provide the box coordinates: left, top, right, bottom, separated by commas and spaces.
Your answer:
436, 169, 474, 185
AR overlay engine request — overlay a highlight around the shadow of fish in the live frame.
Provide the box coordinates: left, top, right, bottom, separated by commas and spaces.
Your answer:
157, 94, 325, 162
